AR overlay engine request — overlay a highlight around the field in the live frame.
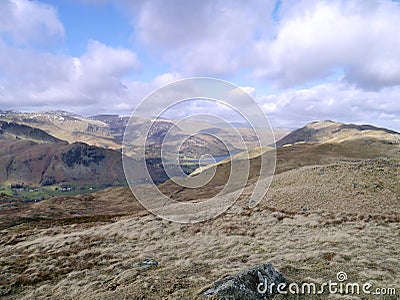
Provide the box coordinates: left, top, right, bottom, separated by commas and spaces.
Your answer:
0, 184, 121, 200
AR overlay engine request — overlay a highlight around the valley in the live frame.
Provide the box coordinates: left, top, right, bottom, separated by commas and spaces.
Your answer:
0, 112, 399, 299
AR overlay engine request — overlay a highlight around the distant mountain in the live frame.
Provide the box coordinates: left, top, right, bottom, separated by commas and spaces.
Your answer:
93, 114, 277, 159
2, 112, 398, 191
276, 120, 399, 147
0, 111, 120, 149
1, 111, 278, 159
0, 109, 20, 115
89, 114, 129, 144
0, 120, 66, 144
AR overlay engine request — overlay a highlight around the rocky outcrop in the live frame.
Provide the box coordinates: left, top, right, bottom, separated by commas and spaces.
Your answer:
201, 263, 287, 299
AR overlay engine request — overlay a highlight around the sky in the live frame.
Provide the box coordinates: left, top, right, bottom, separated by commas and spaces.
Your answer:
0, 0, 400, 130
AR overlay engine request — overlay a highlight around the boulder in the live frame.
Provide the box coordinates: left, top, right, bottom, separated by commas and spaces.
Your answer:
201, 263, 287, 299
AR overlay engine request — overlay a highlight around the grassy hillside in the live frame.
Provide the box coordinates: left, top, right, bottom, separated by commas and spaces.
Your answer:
0, 158, 398, 299
276, 120, 399, 147
0, 141, 129, 187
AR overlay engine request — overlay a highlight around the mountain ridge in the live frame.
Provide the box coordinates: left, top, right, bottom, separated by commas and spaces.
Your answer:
277, 120, 399, 147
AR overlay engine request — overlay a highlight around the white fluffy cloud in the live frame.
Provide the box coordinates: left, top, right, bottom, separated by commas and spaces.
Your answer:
0, 39, 141, 110
131, 0, 400, 90
77, 40, 139, 79
134, 0, 276, 75
260, 81, 400, 130
255, 0, 400, 89
0, 0, 64, 46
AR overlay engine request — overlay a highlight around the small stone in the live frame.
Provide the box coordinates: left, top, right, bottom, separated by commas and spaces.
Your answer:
137, 258, 158, 268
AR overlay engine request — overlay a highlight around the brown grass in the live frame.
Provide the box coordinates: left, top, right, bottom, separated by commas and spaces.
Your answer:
0, 159, 399, 299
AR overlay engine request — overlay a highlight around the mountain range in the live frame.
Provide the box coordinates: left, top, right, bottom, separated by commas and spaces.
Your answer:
0, 110, 288, 187
0, 111, 399, 228
0, 110, 399, 190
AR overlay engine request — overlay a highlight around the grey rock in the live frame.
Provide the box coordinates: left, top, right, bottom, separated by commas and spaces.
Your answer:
201, 263, 287, 299
137, 258, 158, 268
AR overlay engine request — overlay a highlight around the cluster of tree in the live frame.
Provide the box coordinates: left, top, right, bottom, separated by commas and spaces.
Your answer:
61, 144, 105, 167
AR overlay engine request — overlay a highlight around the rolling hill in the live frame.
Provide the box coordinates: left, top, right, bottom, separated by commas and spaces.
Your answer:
276, 120, 399, 147
159, 121, 400, 202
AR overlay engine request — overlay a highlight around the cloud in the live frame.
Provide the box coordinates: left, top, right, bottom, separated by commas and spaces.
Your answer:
260, 81, 400, 130
0, 39, 144, 113
0, 0, 399, 132
255, 0, 400, 89
0, 0, 64, 46
127, 0, 400, 90
133, 0, 276, 75
78, 40, 139, 78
